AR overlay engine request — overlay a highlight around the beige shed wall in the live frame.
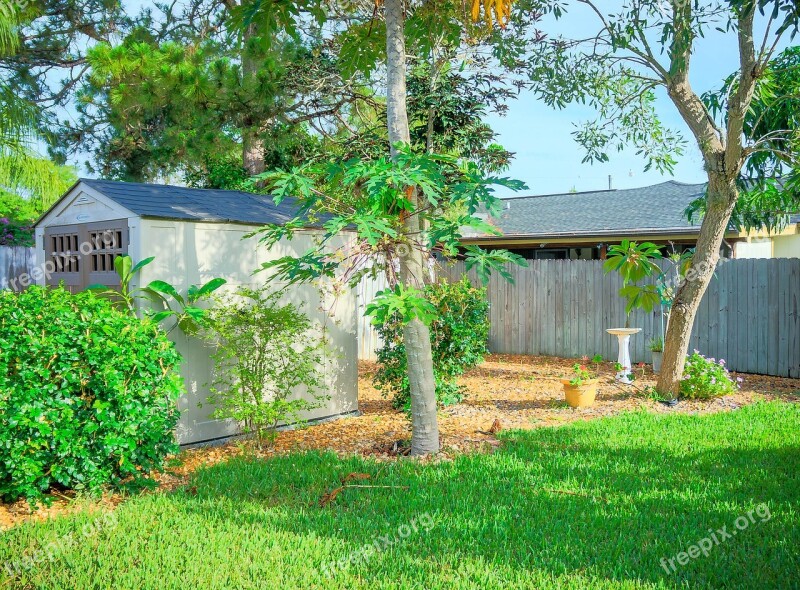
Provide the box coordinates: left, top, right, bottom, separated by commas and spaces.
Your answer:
134, 219, 358, 444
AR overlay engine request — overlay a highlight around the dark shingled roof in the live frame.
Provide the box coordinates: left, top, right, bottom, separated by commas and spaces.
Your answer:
79, 179, 304, 225
488, 180, 707, 238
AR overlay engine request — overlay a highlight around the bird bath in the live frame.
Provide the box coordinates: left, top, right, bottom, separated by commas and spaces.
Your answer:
606, 328, 641, 384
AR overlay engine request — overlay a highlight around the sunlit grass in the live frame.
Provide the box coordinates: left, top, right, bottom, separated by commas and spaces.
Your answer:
1, 402, 798, 589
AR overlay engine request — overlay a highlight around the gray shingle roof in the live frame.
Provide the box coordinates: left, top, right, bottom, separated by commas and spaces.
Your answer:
488, 180, 707, 238
79, 179, 305, 226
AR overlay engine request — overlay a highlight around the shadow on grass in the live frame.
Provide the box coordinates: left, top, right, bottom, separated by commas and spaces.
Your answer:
173, 402, 800, 589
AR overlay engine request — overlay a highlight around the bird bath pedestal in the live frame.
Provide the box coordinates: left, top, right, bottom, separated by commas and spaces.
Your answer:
606, 328, 641, 384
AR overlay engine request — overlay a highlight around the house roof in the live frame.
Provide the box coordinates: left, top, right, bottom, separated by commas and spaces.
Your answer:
484, 180, 707, 239
65, 179, 307, 226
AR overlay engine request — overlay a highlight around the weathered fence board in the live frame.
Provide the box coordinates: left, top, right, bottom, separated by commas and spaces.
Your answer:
357, 258, 800, 378
0, 246, 35, 291
356, 271, 389, 361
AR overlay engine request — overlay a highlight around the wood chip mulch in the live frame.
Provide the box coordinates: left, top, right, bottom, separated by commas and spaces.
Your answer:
2, 355, 798, 529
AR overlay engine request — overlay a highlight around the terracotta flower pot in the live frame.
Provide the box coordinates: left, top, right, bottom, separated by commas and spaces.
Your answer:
560, 378, 599, 408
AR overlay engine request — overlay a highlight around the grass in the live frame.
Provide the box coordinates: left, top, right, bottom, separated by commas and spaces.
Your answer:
2, 402, 799, 589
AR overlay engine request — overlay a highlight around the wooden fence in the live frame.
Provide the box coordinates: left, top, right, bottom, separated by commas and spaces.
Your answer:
0, 246, 35, 291
357, 258, 800, 378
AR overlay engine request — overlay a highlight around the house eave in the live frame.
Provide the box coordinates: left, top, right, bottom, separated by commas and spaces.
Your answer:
462, 228, 742, 246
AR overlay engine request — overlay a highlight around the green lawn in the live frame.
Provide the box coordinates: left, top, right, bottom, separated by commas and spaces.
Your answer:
2, 402, 799, 589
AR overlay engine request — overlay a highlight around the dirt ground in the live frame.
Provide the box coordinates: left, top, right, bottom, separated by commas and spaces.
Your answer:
266, 354, 800, 455
2, 355, 798, 529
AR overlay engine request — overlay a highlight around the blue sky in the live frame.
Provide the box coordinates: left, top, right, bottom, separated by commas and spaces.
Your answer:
485, 3, 790, 197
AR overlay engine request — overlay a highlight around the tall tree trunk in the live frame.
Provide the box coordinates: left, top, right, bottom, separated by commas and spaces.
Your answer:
242, 21, 265, 176
384, 0, 440, 455
242, 127, 266, 176
656, 173, 738, 397
656, 5, 756, 398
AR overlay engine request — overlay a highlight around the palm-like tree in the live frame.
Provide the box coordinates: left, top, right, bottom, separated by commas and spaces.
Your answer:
382, 0, 514, 454
0, 1, 74, 213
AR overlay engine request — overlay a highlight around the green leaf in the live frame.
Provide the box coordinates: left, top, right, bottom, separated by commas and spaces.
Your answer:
114, 255, 133, 283
150, 310, 176, 323
189, 278, 227, 302
130, 256, 155, 275
145, 280, 185, 306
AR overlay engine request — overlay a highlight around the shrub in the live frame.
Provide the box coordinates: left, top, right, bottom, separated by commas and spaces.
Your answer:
374, 278, 489, 411
680, 351, 739, 399
204, 287, 328, 447
0, 286, 183, 503
0, 216, 33, 247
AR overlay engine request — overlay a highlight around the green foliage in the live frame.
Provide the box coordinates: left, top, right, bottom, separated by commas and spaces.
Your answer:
204, 287, 328, 447
365, 285, 438, 326
604, 240, 663, 285
696, 45, 800, 231
406, 60, 515, 172
0, 190, 43, 223
565, 363, 594, 387
0, 286, 183, 503
648, 337, 664, 352
0, 215, 33, 246
89, 255, 226, 334
0, 3, 77, 209
680, 351, 739, 400
373, 278, 489, 410
66, 20, 355, 182
603, 240, 663, 314
255, 146, 526, 290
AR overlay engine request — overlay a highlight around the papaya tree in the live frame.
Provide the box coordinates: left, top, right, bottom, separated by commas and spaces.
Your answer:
241, 0, 525, 455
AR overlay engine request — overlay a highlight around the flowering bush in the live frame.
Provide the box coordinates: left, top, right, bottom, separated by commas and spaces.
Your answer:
0, 217, 34, 246
680, 351, 740, 399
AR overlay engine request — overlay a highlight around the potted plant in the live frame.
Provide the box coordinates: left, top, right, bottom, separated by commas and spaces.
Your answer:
560, 363, 599, 408
649, 337, 664, 373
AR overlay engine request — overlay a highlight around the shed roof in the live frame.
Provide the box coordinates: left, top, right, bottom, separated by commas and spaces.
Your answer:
75, 179, 304, 226
487, 180, 706, 238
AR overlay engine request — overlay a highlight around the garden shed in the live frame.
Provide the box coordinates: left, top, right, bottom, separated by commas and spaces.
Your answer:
33, 179, 358, 445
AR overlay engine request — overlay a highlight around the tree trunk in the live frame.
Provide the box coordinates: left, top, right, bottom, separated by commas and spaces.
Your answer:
384, 0, 440, 455
242, 21, 265, 176
656, 173, 738, 397
242, 127, 266, 176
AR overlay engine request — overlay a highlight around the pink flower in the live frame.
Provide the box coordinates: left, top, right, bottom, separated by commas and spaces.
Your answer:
736, 377, 744, 383
719, 359, 726, 365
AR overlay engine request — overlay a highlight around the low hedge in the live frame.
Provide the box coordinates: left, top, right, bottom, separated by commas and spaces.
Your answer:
0, 286, 184, 503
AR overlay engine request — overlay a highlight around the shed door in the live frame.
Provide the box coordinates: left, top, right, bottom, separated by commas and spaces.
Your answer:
44, 220, 129, 292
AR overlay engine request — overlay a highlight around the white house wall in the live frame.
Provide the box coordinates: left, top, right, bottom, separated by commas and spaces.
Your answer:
734, 238, 773, 259
773, 233, 800, 259
137, 218, 358, 444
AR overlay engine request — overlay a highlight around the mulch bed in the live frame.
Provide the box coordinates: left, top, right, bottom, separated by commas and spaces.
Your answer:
2, 355, 798, 529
